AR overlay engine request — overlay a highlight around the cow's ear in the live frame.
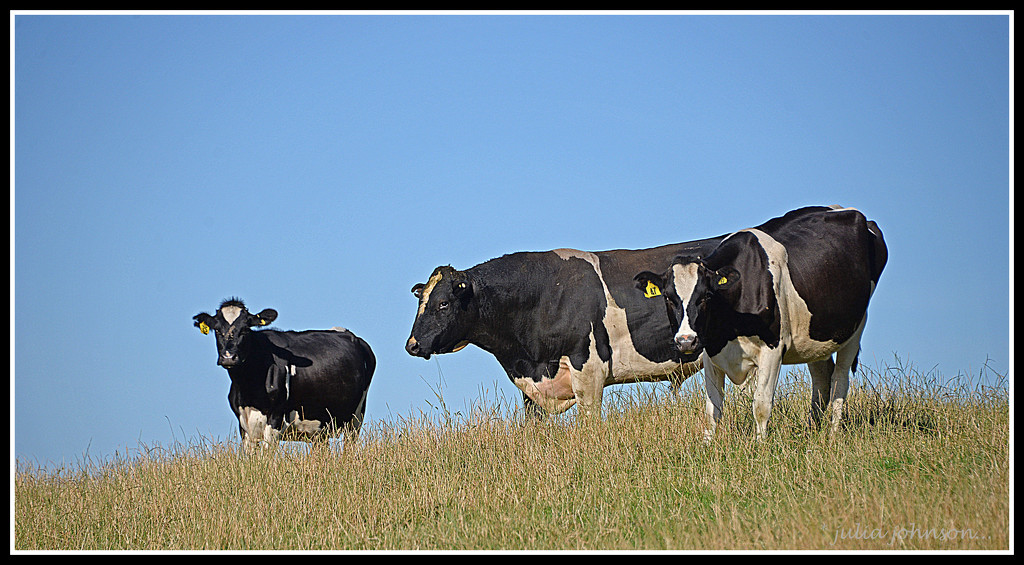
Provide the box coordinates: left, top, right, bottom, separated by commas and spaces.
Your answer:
411, 283, 425, 299
713, 266, 740, 291
634, 271, 666, 298
452, 278, 473, 299
709, 231, 773, 317
193, 313, 215, 335
713, 265, 771, 316
250, 308, 278, 327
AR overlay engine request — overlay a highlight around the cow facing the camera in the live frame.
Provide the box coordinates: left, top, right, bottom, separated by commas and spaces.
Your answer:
193, 298, 375, 448
635, 205, 887, 439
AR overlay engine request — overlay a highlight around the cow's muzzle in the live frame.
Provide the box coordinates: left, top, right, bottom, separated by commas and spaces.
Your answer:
674, 333, 700, 355
406, 337, 431, 360
218, 352, 241, 367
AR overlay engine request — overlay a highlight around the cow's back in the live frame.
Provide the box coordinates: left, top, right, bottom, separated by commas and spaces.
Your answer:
258, 329, 375, 424
755, 206, 886, 345
466, 237, 725, 378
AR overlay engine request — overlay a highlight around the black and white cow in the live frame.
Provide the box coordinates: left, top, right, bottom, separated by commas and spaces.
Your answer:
634, 206, 887, 439
405, 238, 726, 417
193, 298, 375, 448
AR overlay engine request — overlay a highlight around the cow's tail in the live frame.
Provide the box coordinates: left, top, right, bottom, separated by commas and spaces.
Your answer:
865, 219, 888, 287
359, 337, 377, 381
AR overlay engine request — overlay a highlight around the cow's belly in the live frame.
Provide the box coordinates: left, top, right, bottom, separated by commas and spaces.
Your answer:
608, 353, 683, 385
712, 337, 767, 386
512, 357, 578, 414
782, 335, 840, 365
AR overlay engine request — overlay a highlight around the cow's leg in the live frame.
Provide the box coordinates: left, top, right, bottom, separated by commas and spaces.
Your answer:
569, 364, 605, 419
751, 349, 785, 440
569, 340, 609, 419
669, 357, 703, 401
342, 390, 369, 442
522, 394, 547, 420
262, 423, 281, 446
702, 352, 726, 443
829, 317, 867, 435
239, 407, 269, 450
807, 356, 835, 429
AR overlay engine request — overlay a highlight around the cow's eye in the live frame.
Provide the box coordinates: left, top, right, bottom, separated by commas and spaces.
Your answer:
438, 301, 450, 311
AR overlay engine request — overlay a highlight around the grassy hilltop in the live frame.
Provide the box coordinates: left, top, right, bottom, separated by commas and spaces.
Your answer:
15, 358, 1009, 551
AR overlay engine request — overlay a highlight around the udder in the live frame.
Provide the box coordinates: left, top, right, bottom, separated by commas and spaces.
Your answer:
512, 357, 577, 414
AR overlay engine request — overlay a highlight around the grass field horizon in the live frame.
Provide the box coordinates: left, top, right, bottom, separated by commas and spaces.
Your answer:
15, 356, 1011, 551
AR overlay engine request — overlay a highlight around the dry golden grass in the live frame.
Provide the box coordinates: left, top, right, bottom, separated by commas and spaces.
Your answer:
15, 358, 1009, 551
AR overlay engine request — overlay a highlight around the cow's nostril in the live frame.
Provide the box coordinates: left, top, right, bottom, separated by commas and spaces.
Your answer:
674, 334, 697, 352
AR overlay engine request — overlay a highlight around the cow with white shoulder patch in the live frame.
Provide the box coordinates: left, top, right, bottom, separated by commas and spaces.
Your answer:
634, 206, 887, 439
405, 238, 727, 418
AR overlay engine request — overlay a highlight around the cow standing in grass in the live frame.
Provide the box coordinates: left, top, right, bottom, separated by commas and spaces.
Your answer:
193, 298, 375, 448
405, 238, 726, 417
635, 206, 887, 439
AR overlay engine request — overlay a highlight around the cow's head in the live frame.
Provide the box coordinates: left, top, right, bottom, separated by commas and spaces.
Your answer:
193, 298, 278, 367
405, 266, 476, 360
634, 256, 714, 358
635, 232, 775, 356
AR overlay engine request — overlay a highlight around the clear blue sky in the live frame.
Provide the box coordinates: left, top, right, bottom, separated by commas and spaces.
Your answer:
13, 12, 1011, 471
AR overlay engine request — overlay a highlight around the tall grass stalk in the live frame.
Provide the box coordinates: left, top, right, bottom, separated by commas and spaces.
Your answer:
15, 358, 1009, 551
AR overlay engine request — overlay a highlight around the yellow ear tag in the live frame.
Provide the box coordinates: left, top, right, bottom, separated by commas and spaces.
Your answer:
259, 319, 268, 326
644, 280, 662, 298
199, 322, 210, 335
718, 276, 729, 286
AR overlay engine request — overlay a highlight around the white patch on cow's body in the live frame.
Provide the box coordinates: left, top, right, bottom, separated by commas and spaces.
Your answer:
348, 388, 369, 433
553, 248, 696, 396
514, 383, 577, 414
285, 364, 295, 401
513, 357, 577, 414
827, 204, 856, 213
571, 326, 611, 418
238, 406, 270, 449
239, 405, 328, 447
239, 406, 265, 436
743, 228, 839, 365
221, 305, 243, 325
283, 411, 324, 436
712, 336, 768, 386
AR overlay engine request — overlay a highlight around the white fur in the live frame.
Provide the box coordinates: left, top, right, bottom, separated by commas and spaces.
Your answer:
670, 262, 701, 347
220, 305, 243, 325
417, 271, 444, 316
549, 249, 701, 416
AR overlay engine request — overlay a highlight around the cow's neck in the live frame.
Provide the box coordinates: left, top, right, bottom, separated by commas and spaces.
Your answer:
465, 275, 546, 361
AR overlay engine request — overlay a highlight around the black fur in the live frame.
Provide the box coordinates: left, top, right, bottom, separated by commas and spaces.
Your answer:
194, 301, 375, 443
406, 237, 725, 412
